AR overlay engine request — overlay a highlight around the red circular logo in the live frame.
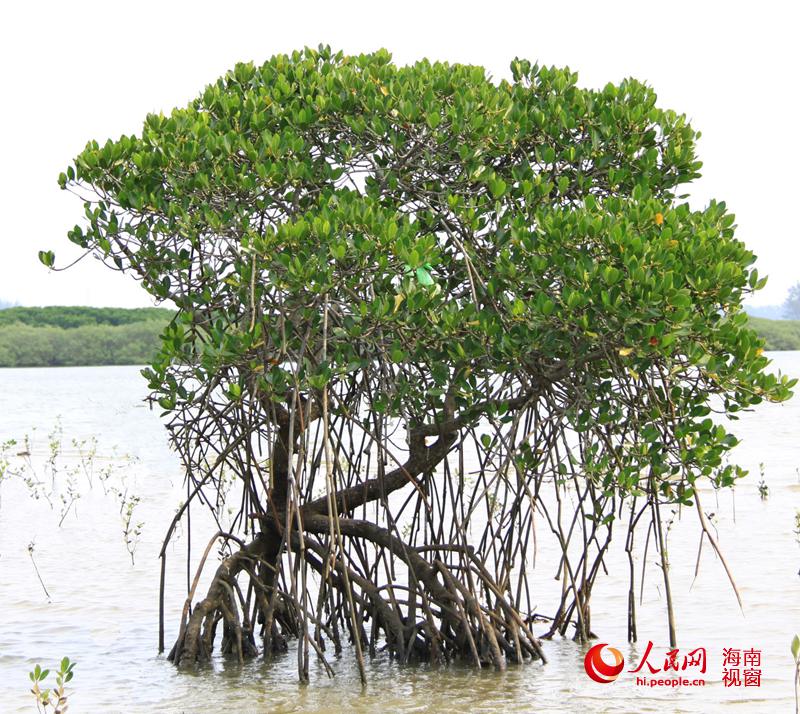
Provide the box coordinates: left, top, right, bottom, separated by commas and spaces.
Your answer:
584, 643, 625, 683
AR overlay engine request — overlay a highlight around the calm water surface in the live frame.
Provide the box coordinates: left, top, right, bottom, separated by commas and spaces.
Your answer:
1, 355, 799, 713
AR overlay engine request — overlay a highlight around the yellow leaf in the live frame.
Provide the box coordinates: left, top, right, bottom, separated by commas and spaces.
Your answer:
393, 293, 405, 313
618, 347, 634, 356
654, 212, 664, 226
379, 85, 389, 96
627, 367, 640, 380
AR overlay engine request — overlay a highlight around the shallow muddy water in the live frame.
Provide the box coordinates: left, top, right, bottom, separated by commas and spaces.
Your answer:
1, 355, 799, 712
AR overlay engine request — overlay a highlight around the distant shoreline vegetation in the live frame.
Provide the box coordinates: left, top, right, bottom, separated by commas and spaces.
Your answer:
0, 307, 797, 368
0, 306, 173, 367
747, 316, 800, 351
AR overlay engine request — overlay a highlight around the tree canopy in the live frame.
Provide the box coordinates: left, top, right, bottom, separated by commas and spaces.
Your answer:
55, 47, 794, 676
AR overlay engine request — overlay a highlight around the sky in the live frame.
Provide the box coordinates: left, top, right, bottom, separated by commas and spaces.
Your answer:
1, 1, 797, 308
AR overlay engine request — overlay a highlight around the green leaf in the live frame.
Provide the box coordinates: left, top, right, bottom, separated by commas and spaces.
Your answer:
488, 178, 507, 199
669, 292, 692, 308
792, 634, 800, 660
415, 267, 434, 286
38, 250, 55, 268
158, 396, 175, 410
603, 267, 620, 285
390, 346, 407, 362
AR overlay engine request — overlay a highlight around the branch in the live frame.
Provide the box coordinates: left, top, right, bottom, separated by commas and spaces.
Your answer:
302, 430, 457, 517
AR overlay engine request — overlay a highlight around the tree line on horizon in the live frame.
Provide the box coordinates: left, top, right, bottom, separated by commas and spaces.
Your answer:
746, 315, 800, 350
0, 305, 173, 328
0, 306, 172, 367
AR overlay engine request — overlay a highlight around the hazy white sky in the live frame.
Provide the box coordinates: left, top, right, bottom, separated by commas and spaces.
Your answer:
1, 1, 797, 308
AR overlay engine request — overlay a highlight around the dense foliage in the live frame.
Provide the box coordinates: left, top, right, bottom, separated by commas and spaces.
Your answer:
55, 47, 795, 674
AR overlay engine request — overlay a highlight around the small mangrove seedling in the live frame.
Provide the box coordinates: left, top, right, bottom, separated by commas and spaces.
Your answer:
29, 657, 76, 714
27, 541, 51, 602
792, 635, 799, 714
794, 510, 800, 547
757, 463, 769, 500
107, 485, 143, 565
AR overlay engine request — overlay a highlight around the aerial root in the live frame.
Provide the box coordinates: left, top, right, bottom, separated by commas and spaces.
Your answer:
168, 522, 546, 671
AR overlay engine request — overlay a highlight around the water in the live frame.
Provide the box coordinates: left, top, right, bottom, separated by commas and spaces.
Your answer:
0, 356, 798, 713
